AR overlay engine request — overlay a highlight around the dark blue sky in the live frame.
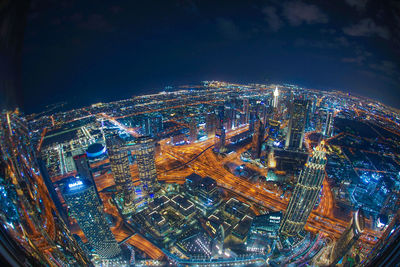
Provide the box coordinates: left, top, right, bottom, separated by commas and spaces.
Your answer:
22, 0, 400, 113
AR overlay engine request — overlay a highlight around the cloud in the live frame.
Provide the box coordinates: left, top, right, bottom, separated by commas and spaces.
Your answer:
369, 60, 398, 76
344, 0, 368, 11
341, 56, 365, 64
343, 18, 390, 39
282, 1, 328, 26
293, 36, 351, 49
216, 18, 243, 40
262, 7, 283, 32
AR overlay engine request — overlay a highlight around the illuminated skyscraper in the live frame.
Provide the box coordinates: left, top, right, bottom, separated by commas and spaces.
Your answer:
323, 110, 334, 137
205, 112, 217, 137
243, 98, 250, 123
285, 99, 309, 150
331, 210, 365, 265
151, 114, 163, 137
249, 110, 257, 133
73, 153, 102, 204
215, 126, 226, 153
73, 153, 94, 184
0, 112, 91, 266
189, 118, 197, 143
135, 136, 158, 196
251, 117, 265, 159
215, 106, 226, 152
63, 179, 122, 259
279, 142, 327, 237
273, 86, 279, 109
106, 135, 135, 213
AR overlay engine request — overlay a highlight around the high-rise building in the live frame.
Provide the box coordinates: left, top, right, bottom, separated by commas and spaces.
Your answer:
151, 114, 163, 137
0, 112, 92, 266
215, 127, 226, 153
188, 118, 197, 143
73, 153, 102, 204
142, 115, 163, 137
63, 179, 122, 259
225, 107, 235, 130
279, 142, 327, 237
323, 110, 334, 137
205, 112, 217, 137
214, 106, 226, 153
249, 110, 257, 133
217, 105, 225, 128
106, 135, 135, 213
273, 86, 279, 109
142, 116, 151, 136
285, 99, 309, 150
243, 98, 250, 124
331, 210, 365, 266
268, 119, 280, 140
135, 136, 158, 196
251, 117, 265, 159
73, 153, 94, 183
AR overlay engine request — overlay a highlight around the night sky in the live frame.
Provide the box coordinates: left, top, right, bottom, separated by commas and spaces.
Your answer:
22, 0, 400, 113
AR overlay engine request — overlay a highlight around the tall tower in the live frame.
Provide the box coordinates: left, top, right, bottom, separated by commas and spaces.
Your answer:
142, 116, 151, 136
279, 142, 327, 237
215, 106, 226, 153
251, 117, 265, 159
135, 136, 158, 196
323, 110, 334, 137
243, 98, 250, 124
63, 179, 122, 259
205, 112, 217, 138
151, 114, 163, 137
0, 112, 92, 266
285, 99, 309, 150
215, 127, 226, 153
73, 153, 95, 184
188, 118, 197, 143
106, 135, 135, 213
273, 86, 279, 109
73, 153, 102, 204
331, 210, 365, 266
249, 110, 257, 133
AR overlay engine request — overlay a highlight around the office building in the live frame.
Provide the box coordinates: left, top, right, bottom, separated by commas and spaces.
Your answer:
142, 115, 163, 137
323, 110, 334, 137
189, 118, 197, 143
135, 136, 158, 196
331, 210, 365, 266
0, 113, 91, 266
63, 179, 122, 259
73, 153, 102, 204
106, 135, 136, 213
243, 98, 250, 123
205, 112, 217, 137
215, 106, 226, 153
215, 127, 226, 153
73, 153, 95, 184
279, 141, 327, 237
251, 117, 265, 159
285, 99, 309, 150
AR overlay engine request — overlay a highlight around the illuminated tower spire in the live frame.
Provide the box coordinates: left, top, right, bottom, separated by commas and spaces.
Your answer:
273, 86, 279, 108
279, 141, 327, 237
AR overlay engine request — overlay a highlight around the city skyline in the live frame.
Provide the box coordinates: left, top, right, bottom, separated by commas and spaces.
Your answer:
7, 0, 399, 113
1, 0, 400, 266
